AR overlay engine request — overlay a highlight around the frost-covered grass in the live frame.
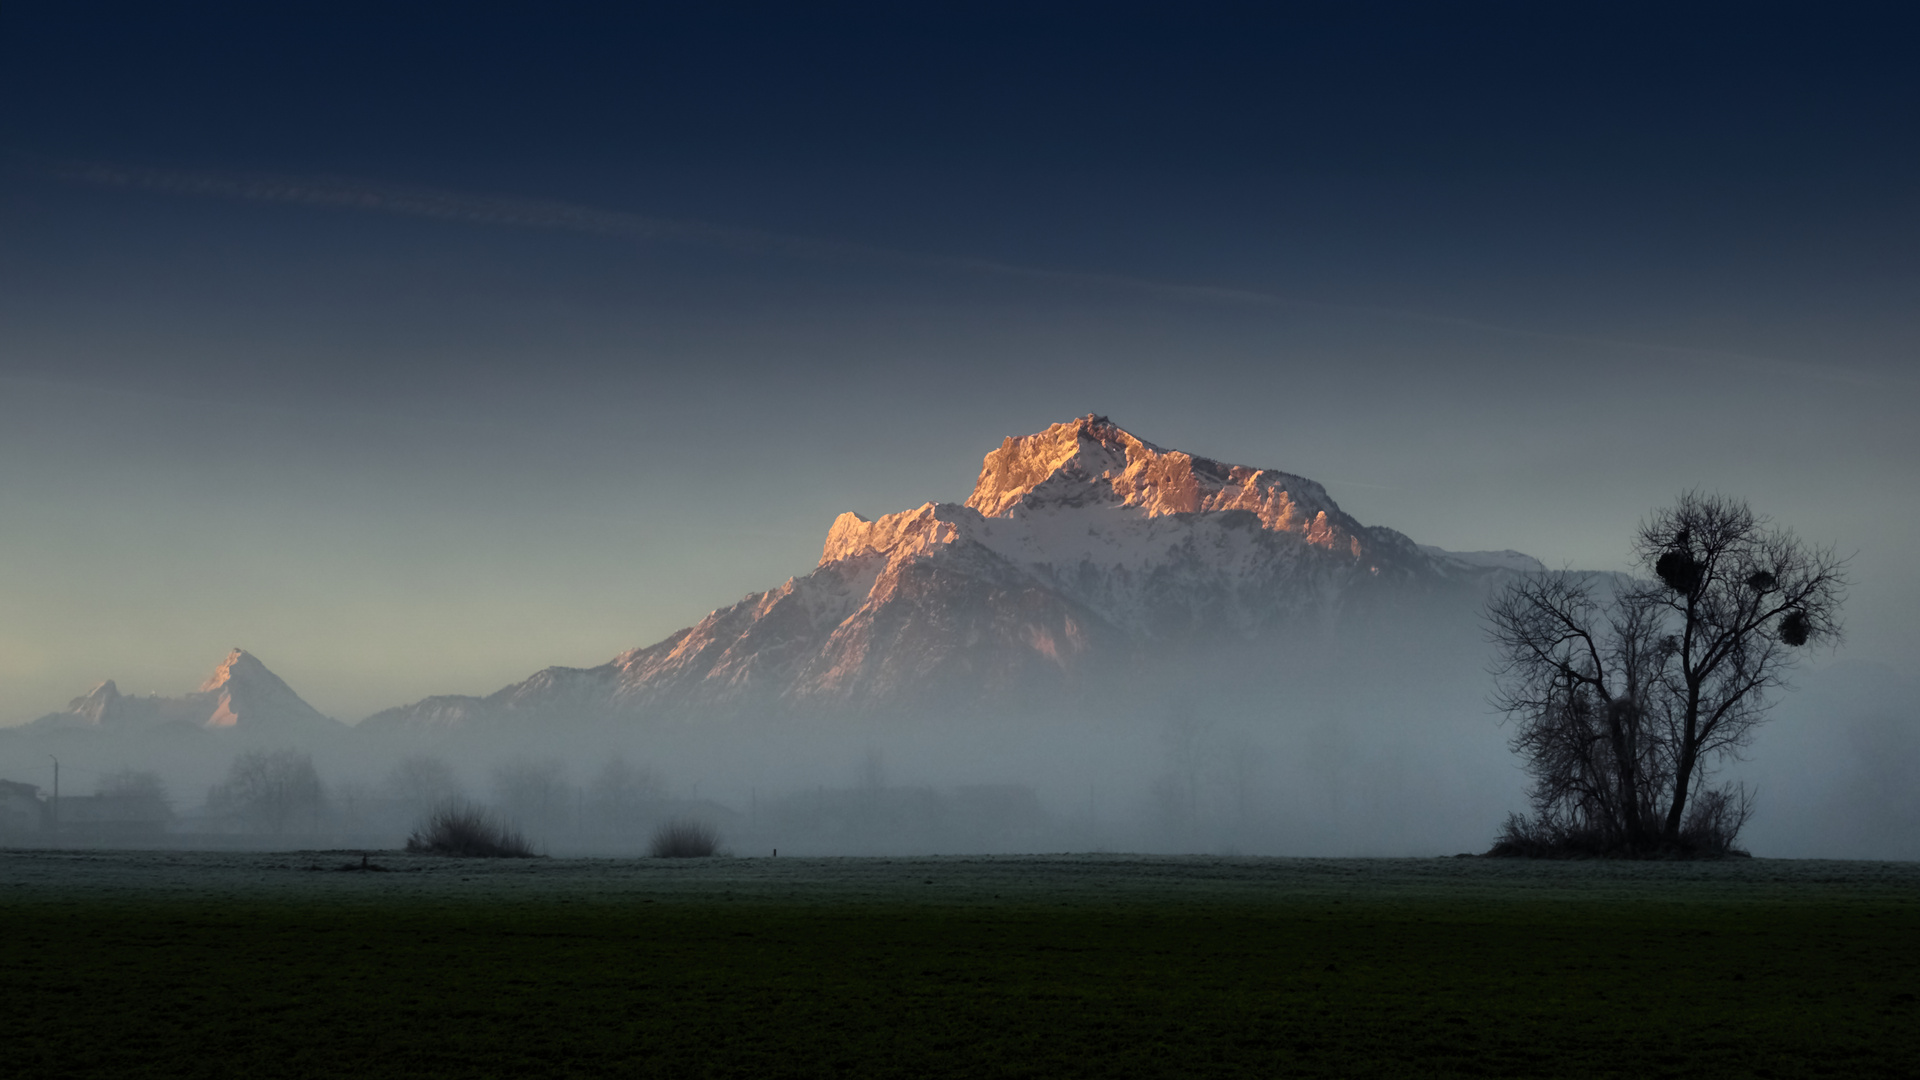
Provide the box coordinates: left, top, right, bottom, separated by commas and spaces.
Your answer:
3, 851, 1916, 1077
3, 848, 1916, 905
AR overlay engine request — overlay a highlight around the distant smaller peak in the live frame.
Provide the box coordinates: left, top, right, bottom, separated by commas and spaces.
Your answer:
1418, 546, 1547, 574
64, 679, 121, 715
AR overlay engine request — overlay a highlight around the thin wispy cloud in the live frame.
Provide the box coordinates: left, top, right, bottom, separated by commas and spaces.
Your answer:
41, 157, 1907, 391
53, 160, 819, 255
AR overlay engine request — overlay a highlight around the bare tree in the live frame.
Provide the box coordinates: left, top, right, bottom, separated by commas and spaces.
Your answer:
1160, 703, 1216, 824
96, 768, 170, 806
1488, 493, 1845, 855
586, 755, 662, 826
490, 758, 572, 835
1150, 703, 1223, 839
1225, 731, 1269, 831
858, 746, 887, 793
95, 768, 173, 822
209, 750, 326, 834
383, 754, 464, 814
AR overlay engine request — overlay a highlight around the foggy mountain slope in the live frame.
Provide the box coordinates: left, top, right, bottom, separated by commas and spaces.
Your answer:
27, 648, 343, 733
361, 416, 1544, 732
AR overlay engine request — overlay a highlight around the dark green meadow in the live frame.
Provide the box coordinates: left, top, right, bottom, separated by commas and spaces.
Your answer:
3, 852, 1916, 1078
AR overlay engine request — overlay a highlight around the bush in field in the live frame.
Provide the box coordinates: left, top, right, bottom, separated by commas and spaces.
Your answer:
650, 818, 720, 858
1490, 786, 1757, 859
406, 802, 534, 858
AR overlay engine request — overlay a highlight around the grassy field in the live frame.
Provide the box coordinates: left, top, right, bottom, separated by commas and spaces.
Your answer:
3, 852, 1916, 1078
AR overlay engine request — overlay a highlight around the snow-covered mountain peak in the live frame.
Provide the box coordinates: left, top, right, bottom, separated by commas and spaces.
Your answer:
363, 417, 1544, 729
966, 415, 1149, 517
28, 649, 339, 732
64, 680, 122, 725
964, 414, 1351, 548
77, 679, 119, 702
199, 648, 272, 693
804, 417, 1467, 639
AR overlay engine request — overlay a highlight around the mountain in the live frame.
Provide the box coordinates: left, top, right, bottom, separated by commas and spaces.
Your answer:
363, 415, 1542, 731
29, 649, 341, 732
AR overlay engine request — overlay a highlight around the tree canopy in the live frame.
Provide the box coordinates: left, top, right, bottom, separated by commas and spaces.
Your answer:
1487, 493, 1846, 856
210, 749, 325, 834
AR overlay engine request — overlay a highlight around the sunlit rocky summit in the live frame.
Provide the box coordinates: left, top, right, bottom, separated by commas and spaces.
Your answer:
29, 648, 342, 733
363, 416, 1539, 731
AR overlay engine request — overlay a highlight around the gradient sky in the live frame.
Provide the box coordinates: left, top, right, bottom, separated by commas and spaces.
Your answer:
3, 4, 1916, 723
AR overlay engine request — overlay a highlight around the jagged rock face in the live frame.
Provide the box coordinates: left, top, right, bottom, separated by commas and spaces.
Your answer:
363, 416, 1541, 730
966, 416, 1352, 537
808, 416, 1464, 641
30, 649, 340, 732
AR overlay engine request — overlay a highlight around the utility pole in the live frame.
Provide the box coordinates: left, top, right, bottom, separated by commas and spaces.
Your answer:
48, 754, 59, 837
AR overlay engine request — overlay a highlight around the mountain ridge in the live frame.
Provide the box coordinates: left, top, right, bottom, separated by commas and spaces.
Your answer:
362, 415, 1542, 731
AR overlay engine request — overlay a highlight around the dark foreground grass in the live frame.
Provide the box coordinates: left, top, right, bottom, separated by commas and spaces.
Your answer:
4, 890, 1916, 1078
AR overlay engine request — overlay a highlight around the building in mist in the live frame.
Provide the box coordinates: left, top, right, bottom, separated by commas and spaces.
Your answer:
50, 793, 173, 843
0, 778, 48, 838
0, 777, 176, 843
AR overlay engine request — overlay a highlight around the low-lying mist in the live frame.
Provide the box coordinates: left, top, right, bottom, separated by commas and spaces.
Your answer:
3, 609, 1912, 859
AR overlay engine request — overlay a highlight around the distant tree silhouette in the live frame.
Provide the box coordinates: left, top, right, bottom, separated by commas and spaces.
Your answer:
586, 755, 662, 828
96, 768, 170, 808
93, 768, 173, 825
382, 754, 464, 814
1487, 493, 1845, 856
210, 750, 325, 834
490, 758, 572, 835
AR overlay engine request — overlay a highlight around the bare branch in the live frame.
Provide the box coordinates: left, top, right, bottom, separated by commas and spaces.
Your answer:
1489, 493, 1844, 856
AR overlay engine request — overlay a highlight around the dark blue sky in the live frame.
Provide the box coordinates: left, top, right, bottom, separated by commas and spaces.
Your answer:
2, 4, 1915, 719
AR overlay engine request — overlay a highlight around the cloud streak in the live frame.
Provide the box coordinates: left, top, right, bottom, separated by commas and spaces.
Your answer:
41, 157, 1909, 391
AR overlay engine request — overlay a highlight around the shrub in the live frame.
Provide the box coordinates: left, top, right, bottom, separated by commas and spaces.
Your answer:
1488, 785, 1754, 860
1677, 784, 1755, 857
1486, 812, 1613, 858
405, 802, 535, 858
650, 818, 720, 858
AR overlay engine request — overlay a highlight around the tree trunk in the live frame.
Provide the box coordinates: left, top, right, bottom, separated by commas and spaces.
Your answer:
1605, 701, 1644, 848
1662, 687, 1703, 842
